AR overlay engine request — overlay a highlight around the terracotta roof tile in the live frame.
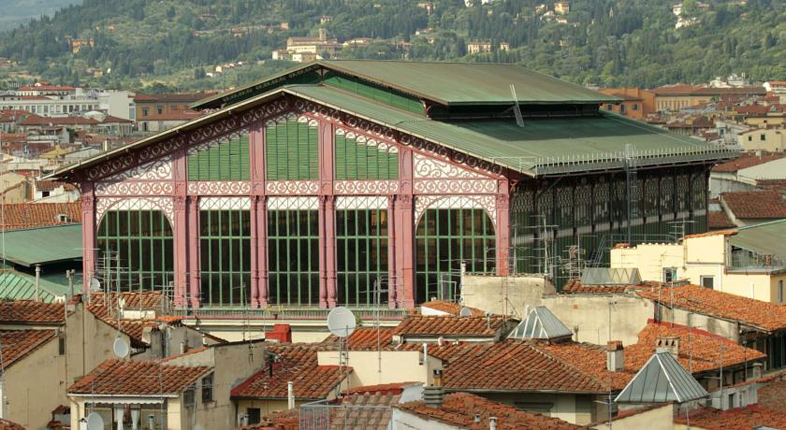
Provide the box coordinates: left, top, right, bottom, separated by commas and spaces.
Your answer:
396, 392, 583, 430
242, 409, 299, 430
0, 418, 25, 430
231, 344, 348, 400
68, 359, 211, 395
392, 315, 509, 338
0, 203, 81, 230
85, 292, 167, 346
708, 210, 736, 229
344, 382, 421, 395
757, 377, 786, 414
712, 153, 786, 173
675, 405, 786, 430
323, 327, 395, 349
720, 191, 786, 219
0, 300, 65, 324
535, 342, 634, 390
562, 279, 630, 294
0, 329, 57, 369
331, 389, 401, 429
624, 320, 765, 373
636, 284, 786, 332
420, 300, 485, 316
432, 342, 608, 393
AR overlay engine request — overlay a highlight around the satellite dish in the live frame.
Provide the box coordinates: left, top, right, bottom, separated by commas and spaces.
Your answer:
86, 412, 104, 430
89, 278, 102, 291
327, 307, 356, 338
113, 337, 129, 358
459, 307, 472, 317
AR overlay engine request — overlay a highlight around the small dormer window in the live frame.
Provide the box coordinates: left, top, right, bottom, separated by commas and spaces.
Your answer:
57, 214, 71, 223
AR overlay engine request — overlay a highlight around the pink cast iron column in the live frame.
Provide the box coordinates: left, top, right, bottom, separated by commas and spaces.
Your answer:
396, 147, 415, 308
256, 196, 269, 308
324, 196, 337, 307
250, 125, 268, 308
187, 196, 201, 308
173, 150, 188, 307
318, 121, 336, 308
80, 183, 96, 294
495, 192, 511, 277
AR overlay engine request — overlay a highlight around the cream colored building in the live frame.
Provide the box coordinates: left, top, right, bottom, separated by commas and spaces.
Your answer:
738, 128, 786, 152
611, 229, 786, 304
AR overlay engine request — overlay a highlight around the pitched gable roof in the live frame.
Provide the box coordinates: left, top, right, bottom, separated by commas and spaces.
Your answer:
392, 315, 510, 338
720, 190, 786, 219
0, 300, 65, 324
0, 419, 25, 430
615, 351, 709, 404
674, 405, 786, 429
0, 329, 57, 369
0, 203, 81, 230
68, 359, 211, 395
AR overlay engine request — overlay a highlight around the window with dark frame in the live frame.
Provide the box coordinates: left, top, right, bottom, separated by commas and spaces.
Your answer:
202, 373, 213, 403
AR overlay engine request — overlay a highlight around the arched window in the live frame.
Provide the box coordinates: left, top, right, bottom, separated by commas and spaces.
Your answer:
415, 208, 495, 304
96, 210, 174, 291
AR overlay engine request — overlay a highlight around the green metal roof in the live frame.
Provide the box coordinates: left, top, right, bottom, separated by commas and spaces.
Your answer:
0, 270, 72, 302
288, 85, 736, 175
615, 351, 709, 404
732, 219, 786, 258
193, 60, 621, 109
2, 224, 83, 267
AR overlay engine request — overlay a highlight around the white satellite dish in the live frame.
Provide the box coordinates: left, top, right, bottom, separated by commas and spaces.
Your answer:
86, 412, 104, 430
89, 278, 102, 291
459, 307, 472, 317
327, 307, 356, 338
113, 337, 129, 358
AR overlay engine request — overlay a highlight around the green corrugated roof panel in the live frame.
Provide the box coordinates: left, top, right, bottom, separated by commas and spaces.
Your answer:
615, 352, 709, 404
288, 85, 736, 175
320, 60, 619, 105
3, 224, 83, 267
732, 219, 786, 258
0, 270, 71, 302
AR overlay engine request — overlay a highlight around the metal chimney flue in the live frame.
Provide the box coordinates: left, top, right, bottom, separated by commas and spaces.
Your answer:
424, 369, 444, 408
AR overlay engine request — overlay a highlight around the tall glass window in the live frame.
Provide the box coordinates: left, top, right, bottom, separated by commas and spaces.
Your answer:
415, 208, 495, 304
267, 210, 319, 306
199, 210, 251, 306
96, 210, 174, 291
336, 209, 389, 306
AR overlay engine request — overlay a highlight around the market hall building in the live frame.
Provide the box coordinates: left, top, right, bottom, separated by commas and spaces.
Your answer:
51, 61, 736, 311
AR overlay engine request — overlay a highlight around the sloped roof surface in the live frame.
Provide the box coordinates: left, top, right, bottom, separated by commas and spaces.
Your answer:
508, 306, 572, 340
615, 352, 709, 404
0, 329, 57, 369
580, 267, 641, 286
0, 300, 65, 324
675, 405, 786, 430
0, 270, 71, 302
392, 315, 507, 338
323, 327, 396, 349
396, 392, 583, 430
420, 299, 484, 316
731, 219, 786, 258
636, 284, 786, 332
2, 224, 82, 267
721, 190, 786, 219
0, 203, 81, 230
0, 419, 25, 430
68, 359, 211, 395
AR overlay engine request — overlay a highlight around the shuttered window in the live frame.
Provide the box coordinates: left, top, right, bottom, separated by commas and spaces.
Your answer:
187, 133, 250, 180
334, 134, 398, 180
266, 119, 319, 180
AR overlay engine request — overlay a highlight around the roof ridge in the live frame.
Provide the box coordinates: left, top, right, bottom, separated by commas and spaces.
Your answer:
524, 341, 609, 391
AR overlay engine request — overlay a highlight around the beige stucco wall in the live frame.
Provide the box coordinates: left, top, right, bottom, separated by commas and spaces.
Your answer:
3, 335, 63, 430
611, 243, 683, 282
317, 350, 442, 389
461, 275, 555, 316
478, 392, 601, 425
542, 294, 652, 346
657, 305, 740, 342
65, 303, 127, 385
594, 404, 676, 430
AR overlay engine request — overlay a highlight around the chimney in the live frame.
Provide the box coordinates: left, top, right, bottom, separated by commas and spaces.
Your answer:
656, 336, 680, 358
606, 340, 624, 371
489, 416, 497, 430
287, 381, 295, 410
318, 28, 327, 41
267, 324, 292, 343
474, 414, 480, 423
424, 369, 444, 408
35, 264, 41, 301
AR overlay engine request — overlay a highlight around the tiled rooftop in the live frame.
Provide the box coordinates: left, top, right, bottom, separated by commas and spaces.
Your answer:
675, 405, 786, 430
396, 392, 583, 430
535, 341, 634, 390
330, 387, 401, 429
708, 210, 736, 229
561, 279, 631, 294
0, 300, 65, 324
720, 190, 786, 219
757, 376, 786, 414
392, 315, 510, 338
0, 202, 81, 230
0, 329, 57, 369
231, 344, 348, 400
624, 320, 766, 373
431, 342, 608, 393
636, 284, 786, 332
324, 327, 396, 349
68, 359, 211, 395
420, 300, 485, 316
0, 418, 25, 430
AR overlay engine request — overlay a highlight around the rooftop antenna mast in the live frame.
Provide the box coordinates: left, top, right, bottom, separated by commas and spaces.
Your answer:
510, 84, 525, 127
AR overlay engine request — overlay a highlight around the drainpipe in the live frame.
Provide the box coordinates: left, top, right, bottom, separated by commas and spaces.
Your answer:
287, 381, 295, 410
35, 264, 41, 301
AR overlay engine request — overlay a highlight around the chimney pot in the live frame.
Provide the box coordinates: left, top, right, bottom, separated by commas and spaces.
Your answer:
606, 340, 624, 371
474, 413, 480, 423
489, 416, 497, 430
656, 336, 680, 358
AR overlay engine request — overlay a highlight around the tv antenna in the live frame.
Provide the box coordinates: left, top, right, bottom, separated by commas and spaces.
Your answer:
113, 337, 129, 359
510, 84, 525, 127
86, 412, 104, 430
327, 307, 356, 396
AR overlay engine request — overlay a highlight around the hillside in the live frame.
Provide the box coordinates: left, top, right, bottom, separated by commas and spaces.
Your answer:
0, 0, 78, 31
0, 0, 784, 92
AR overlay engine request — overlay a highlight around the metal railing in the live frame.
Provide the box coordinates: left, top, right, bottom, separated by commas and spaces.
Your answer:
173, 306, 408, 320
299, 400, 394, 430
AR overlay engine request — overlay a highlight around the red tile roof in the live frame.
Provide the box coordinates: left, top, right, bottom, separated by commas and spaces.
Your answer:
0, 300, 65, 324
535, 342, 634, 390
432, 342, 608, 393
675, 405, 786, 430
624, 320, 765, 373
330, 386, 402, 429
242, 410, 299, 430
758, 377, 786, 414
0, 329, 57, 369
35, 180, 76, 192
562, 279, 631, 294
231, 344, 349, 400
636, 284, 786, 332
68, 359, 211, 395
0, 418, 25, 430
711, 152, 786, 173
0, 203, 81, 230
323, 327, 395, 349
20, 116, 98, 126
396, 392, 583, 430
392, 315, 509, 338
85, 292, 167, 346
720, 191, 786, 219
420, 300, 485, 316
708, 210, 736, 229
344, 382, 421, 395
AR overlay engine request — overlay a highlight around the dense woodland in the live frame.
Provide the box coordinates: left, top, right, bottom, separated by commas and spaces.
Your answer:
0, 0, 784, 92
